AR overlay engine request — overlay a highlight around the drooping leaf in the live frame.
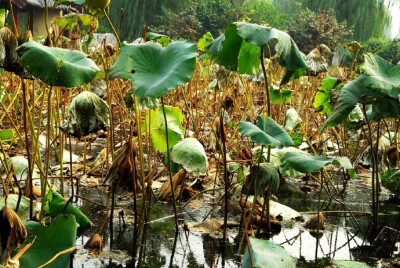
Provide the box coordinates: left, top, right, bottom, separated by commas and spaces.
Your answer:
280, 151, 353, 174
17, 41, 100, 87
280, 67, 306, 85
44, 190, 92, 228
60, 91, 109, 137
137, 96, 159, 110
108, 41, 198, 98
362, 53, 400, 99
171, 138, 208, 176
242, 237, 296, 268
239, 116, 294, 148
206, 22, 307, 77
269, 147, 305, 178
20, 215, 78, 268
324, 75, 400, 128
242, 163, 280, 195
147, 106, 184, 153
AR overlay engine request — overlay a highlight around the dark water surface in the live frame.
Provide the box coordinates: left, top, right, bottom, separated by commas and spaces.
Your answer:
71, 175, 400, 267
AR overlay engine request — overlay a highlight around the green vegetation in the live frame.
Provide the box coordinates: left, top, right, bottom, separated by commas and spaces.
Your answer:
1, 0, 400, 267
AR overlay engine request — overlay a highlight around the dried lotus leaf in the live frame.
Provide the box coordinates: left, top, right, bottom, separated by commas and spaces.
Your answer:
305, 48, 328, 76
0, 205, 27, 265
60, 91, 109, 137
17, 31, 33, 45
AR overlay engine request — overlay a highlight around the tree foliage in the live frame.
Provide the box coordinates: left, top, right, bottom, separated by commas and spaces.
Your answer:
103, 0, 287, 41
278, 0, 392, 42
287, 8, 352, 53
361, 38, 400, 64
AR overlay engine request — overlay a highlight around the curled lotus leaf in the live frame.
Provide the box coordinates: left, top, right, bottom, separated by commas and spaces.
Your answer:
60, 91, 109, 137
171, 138, 208, 176
0, 27, 18, 71
305, 47, 328, 76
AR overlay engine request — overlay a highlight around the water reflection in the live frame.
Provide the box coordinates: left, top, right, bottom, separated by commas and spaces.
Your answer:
71, 176, 400, 267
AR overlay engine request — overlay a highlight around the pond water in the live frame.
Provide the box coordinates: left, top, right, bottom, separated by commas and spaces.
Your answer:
70, 174, 400, 268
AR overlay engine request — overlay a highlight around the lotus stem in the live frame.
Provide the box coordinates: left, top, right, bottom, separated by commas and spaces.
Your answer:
22, 81, 34, 219
6, 0, 18, 36
315, 171, 324, 261
102, 9, 121, 47
40, 86, 53, 221
260, 47, 272, 164
44, 0, 53, 47
238, 145, 264, 253
55, 87, 64, 196
362, 103, 377, 233
374, 121, 380, 231
161, 97, 179, 230
220, 108, 229, 243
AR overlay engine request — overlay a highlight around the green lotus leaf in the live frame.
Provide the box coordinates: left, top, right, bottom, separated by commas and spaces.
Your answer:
314, 76, 338, 115
239, 116, 294, 148
0, 156, 30, 183
60, 91, 109, 138
271, 88, 292, 105
206, 22, 307, 77
285, 108, 302, 131
137, 96, 159, 110
108, 41, 198, 98
332, 260, 370, 268
362, 53, 400, 98
55, 0, 110, 9
0, 129, 14, 142
17, 41, 100, 87
20, 215, 78, 268
269, 147, 305, 178
146, 105, 184, 153
55, 13, 98, 36
242, 237, 296, 268
44, 190, 92, 228
146, 32, 171, 47
0, 9, 8, 29
0, 194, 30, 222
197, 32, 213, 52
324, 75, 400, 128
243, 163, 280, 195
280, 151, 353, 174
171, 138, 208, 176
